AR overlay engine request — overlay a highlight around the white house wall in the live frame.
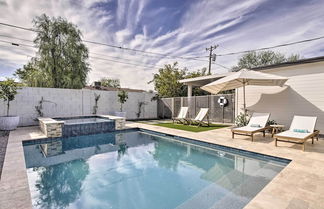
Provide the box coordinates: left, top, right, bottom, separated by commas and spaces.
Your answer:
236, 61, 324, 133
0, 87, 157, 126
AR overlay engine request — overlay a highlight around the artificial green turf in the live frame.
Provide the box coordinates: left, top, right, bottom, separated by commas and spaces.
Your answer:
153, 123, 229, 132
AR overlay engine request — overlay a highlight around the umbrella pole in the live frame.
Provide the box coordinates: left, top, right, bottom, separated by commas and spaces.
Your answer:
243, 81, 246, 116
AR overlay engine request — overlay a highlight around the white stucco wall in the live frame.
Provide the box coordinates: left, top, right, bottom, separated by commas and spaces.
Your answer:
235, 61, 324, 133
0, 87, 157, 126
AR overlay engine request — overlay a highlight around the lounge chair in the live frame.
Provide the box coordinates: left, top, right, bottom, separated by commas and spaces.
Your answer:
232, 112, 271, 141
172, 107, 189, 124
274, 116, 320, 151
189, 108, 209, 127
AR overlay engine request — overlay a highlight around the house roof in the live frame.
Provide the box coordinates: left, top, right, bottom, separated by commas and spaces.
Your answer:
251, 55, 324, 71
179, 72, 234, 86
179, 55, 324, 87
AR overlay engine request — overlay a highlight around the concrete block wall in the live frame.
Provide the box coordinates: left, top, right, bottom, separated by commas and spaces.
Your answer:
0, 87, 157, 126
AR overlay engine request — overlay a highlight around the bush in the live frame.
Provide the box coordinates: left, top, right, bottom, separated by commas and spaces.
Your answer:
267, 119, 277, 126
117, 90, 128, 112
235, 112, 250, 127
0, 78, 21, 116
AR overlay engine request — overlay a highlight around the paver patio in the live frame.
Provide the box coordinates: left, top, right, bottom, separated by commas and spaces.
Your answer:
0, 122, 323, 209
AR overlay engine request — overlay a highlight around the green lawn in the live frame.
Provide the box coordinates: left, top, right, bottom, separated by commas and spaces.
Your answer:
153, 123, 229, 132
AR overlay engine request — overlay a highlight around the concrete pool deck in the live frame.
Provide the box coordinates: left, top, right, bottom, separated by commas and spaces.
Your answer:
0, 123, 324, 209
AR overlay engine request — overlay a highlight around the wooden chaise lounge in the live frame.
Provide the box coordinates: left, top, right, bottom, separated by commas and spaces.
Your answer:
232, 112, 271, 142
274, 116, 319, 151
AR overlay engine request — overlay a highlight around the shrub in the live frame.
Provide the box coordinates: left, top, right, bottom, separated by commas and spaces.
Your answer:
235, 112, 250, 127
117, 90, 128, 112
0, 78, 21, 116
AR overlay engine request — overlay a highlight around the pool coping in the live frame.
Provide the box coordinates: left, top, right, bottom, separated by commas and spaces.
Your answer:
1, 124, 324, 208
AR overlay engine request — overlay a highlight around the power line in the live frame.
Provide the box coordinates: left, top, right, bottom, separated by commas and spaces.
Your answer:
217, 35, 324, 56
0, 39, 163, 70
2, 21, 324, 65
0, 46, 162, 70
0, 22, 230, 69
0, 22, 208, 61
90, 56, 162, 69
0, 31, 208, 63
0, 44, 33, 57
0, 34, 34, 43
0, 39, 35, 48
90, 55, 164, 68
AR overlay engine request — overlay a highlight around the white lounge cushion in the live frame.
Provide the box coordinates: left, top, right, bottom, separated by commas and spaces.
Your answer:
276, 130, 313, 139
247, 112, 270, 128
233, 126, 264, 132
289, 115, 317, 133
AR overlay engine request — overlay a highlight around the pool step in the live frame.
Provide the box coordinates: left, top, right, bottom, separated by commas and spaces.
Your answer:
174, 183, 227, 209
175, 162, 279, 209
211, 162, 281, 208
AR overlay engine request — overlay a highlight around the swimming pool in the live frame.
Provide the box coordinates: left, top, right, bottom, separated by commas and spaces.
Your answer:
23, 129, 289, 209
54, 116, 115, 137
55, 116, 112, 124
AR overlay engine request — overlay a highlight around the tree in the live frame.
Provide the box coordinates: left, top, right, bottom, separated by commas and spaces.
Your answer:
149, 63, 209, 98
15, 58, 49, 87
232, 51, 300, 71
99, 78, 120, 88
185, 67, 209, 96
0, 78, 21, 116
149, 62, 187, 98
15, 14, 90, 89
117, 90, 128, 112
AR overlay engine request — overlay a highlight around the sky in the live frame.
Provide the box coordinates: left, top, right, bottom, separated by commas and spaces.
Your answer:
0, 0, 324, 90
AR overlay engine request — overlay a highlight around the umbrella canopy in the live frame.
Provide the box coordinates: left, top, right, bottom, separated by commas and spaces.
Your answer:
201, 69, 288, 113
201, 69, 288, 94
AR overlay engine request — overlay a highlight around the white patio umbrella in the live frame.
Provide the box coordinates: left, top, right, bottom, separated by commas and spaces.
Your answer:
201, 69, 288, 114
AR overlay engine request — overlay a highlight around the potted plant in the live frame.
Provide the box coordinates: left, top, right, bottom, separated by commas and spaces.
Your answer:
115, 90, 128, 118
0, 78, 21, 130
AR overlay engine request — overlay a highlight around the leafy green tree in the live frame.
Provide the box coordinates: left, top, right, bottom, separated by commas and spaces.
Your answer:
99, 78, 120, 88
149, 63, 209, 98
15, 14, 90, 89
117, 90, 128, 111
149, 62, 187, 98
15, 58, 49, 87
0, 78, 21, 116
232, 51, 300, 71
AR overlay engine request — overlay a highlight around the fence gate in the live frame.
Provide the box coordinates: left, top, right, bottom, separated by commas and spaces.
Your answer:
158, 94, 235, 123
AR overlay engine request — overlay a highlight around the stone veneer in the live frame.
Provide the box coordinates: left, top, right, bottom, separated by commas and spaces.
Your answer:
38, 118, 64, 138
99, 115, 126, 130
39, 115, 126, 138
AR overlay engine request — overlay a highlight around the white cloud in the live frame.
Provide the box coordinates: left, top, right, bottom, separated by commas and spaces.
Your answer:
0, 0, 324, 90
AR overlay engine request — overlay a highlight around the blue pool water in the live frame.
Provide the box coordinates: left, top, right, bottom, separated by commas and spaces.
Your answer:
54, 116, 115, 137
55, 116, 112, 125
23, 129, 289, 209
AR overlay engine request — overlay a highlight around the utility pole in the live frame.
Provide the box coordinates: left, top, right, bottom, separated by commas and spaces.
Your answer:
206, 45, 218, 75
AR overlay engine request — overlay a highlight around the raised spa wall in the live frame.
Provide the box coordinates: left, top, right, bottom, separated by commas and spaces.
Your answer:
38, 115, 126, 138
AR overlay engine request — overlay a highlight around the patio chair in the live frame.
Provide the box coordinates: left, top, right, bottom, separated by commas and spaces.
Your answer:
232, 112, 271, 141
189, 108, 209, 127
172, 107, 189, 124
274, 116, 319, 151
